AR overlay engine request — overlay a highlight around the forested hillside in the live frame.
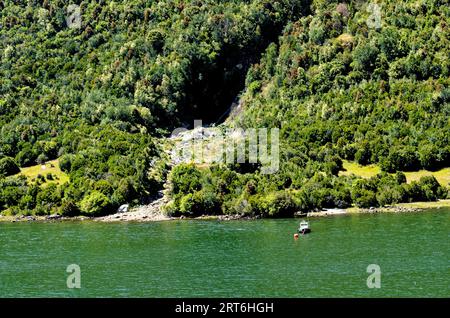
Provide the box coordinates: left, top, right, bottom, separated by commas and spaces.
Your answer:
165, 0, 450, 217
0, 0, 449, 217
0, 0, 307, 215
239, 0, 450, 173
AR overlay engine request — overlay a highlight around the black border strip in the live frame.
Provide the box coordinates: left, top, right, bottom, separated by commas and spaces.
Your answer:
0, 298, 446, 316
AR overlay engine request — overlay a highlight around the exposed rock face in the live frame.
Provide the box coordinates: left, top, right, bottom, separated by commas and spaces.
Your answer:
169, 124, 246, 166
96, 196, 171, 222
117, 204, 129, 213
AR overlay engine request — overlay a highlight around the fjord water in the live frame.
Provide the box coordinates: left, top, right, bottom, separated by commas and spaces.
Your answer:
0, 209, 448, 297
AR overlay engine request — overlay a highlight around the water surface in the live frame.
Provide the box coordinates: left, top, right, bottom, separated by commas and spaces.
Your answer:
0, 209, 448, 297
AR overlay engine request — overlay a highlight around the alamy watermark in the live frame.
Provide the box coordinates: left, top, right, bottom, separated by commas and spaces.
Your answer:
66, 264, 81, 289
66, 4, 81, 29
366, 264, 381, 288
170, 120, 279, 174
366, 3, 382, 29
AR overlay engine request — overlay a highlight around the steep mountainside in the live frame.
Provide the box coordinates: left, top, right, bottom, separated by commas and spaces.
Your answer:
0, 0, 449, 217
0, 0, 308, 215
165, 0, 450, 217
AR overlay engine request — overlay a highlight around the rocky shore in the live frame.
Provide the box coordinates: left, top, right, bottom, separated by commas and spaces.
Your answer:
306, 209, 347, 217
96, 196, 171, 222
354, 205, 422, 214
2, 200, 449, 223
1, 214, 91, 222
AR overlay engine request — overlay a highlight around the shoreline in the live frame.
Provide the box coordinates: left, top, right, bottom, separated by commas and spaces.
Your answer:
1, 199, 449, 223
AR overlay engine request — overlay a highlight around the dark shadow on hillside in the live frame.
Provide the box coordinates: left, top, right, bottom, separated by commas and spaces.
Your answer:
181, 4, 311, 127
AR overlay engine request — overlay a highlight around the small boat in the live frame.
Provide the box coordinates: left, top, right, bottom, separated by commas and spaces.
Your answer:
298, 220, 311, 234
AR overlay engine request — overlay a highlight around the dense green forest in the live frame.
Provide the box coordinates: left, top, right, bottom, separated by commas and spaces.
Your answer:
0, 0, 449, 217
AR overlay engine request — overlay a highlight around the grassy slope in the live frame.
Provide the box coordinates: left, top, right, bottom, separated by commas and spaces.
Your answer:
18, 159, 69, 186
345, 199, 450, 213
339, 160, 450, 186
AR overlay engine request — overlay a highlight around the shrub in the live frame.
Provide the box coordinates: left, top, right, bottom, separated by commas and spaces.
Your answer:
179, 193, 194, 215
418, 144, 439, 171
395, 171, 407, 184
0, 157, 20, 177
59, 155, 73, 173
331, 188, 352, 208
353, 189, 378, 208
245, 180, 257, 195
79, 191, 112, 216
15, 146, 36, 167
162, 200, 177, 216
418, 176, 445, 200
18, 194, 35, 210
355, 142, 371, 165
352, 43, 379, 73
324, 161, 337, 176
403, 182, 425, 202
36, 174, 46, 184
94, 180, 114, 196
169, 164, 202, 195
36, 184, 61, 208
225, 195, 256, 215
111, 178, 137, 205
59, 200, 80, 217
36, 153, 48, 165
258, 191, 298, 217
386, 147, 421, 172
179, 190, 220, 216
377, 187, 398, 206
192, 190, 221, 215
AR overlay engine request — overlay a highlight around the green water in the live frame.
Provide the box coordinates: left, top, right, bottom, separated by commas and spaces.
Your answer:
0, 209, 449, 297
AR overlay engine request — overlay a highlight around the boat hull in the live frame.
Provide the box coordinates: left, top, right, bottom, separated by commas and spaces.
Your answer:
298, 228, 311, 234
